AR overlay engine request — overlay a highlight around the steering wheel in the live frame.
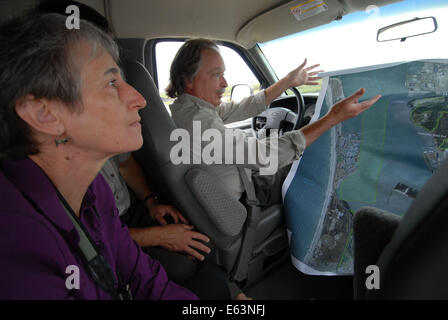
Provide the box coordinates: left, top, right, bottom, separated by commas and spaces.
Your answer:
252, 87, 305, 137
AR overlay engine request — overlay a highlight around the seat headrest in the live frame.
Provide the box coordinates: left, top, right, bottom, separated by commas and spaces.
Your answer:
121, 59, 177, 165
371, 158, 448, 298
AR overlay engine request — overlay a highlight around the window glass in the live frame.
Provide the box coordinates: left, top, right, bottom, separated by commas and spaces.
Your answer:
260, 0, 448, 95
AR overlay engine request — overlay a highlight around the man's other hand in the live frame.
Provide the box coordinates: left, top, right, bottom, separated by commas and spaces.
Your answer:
148, 203, 189, 225
157, 224, 211, 261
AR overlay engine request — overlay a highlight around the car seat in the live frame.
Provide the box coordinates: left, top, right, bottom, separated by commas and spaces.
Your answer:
353, 158, 448, 299
121, 57, 289, 287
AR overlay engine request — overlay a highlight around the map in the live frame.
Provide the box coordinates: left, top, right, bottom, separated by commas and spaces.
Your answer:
282, 60, 448, 275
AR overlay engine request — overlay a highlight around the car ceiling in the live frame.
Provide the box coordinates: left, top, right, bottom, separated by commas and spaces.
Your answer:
1, 0, 402, 48
103, 0, 402, 48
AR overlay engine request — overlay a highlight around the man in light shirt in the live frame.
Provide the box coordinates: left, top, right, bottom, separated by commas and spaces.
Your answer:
168, 38, 381, 206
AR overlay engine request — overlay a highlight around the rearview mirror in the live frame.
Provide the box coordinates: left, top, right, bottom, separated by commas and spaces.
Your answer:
377, 16, 438, 42
231, 84, 253, 103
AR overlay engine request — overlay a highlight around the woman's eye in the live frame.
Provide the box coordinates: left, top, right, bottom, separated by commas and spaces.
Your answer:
108, 79, 118, 88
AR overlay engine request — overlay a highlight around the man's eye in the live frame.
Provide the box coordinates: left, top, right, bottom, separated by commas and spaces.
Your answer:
108, 79, 118, 87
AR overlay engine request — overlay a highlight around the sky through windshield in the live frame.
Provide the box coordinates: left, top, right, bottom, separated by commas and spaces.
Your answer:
260, 0, 448, 79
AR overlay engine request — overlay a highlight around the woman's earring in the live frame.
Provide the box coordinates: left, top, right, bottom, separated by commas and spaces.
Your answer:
54, 137, 69, 147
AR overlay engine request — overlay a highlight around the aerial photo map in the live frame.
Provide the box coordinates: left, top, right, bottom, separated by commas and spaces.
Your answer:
282, 59, 448, 275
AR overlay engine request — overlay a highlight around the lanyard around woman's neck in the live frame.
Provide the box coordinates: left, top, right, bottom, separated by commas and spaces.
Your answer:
54, 187, 132, 300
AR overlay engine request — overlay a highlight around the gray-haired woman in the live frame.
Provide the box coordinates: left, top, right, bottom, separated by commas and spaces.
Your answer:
0, 13, 196, 300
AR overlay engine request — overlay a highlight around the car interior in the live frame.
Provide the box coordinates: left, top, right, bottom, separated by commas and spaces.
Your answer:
1, 0, 447, 300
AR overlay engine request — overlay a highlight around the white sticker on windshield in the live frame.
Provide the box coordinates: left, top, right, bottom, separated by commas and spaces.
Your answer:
290, 0, 328, 21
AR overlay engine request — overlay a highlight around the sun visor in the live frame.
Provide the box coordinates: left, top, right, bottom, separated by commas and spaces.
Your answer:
236, 0, 401, 48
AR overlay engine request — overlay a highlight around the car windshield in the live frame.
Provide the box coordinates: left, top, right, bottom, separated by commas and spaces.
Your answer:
260, 0, 448, 94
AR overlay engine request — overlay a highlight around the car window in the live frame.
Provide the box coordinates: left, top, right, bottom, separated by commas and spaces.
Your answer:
155, 40, 260, 115
260, 0, 448, 95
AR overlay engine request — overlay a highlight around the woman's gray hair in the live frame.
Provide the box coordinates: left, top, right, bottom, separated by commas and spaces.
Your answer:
0, 13, 119, 159
166, 38, 220, 98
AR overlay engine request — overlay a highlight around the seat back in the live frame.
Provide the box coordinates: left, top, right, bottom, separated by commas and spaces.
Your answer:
361, 159, 448, 299
122, 59, 242, 246
121, 58, 289, 284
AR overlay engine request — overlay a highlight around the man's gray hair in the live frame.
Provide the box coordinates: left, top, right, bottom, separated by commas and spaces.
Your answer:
166, 38, 220, 98
0, 13, 119, 159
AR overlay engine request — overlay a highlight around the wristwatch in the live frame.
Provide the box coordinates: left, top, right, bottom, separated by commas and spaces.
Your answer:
143, 192, 158, 204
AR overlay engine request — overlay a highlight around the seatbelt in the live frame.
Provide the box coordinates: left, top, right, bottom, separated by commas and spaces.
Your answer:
238, 167, 259, 207
232, 167, 261, 282
55, 189, 132, 300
